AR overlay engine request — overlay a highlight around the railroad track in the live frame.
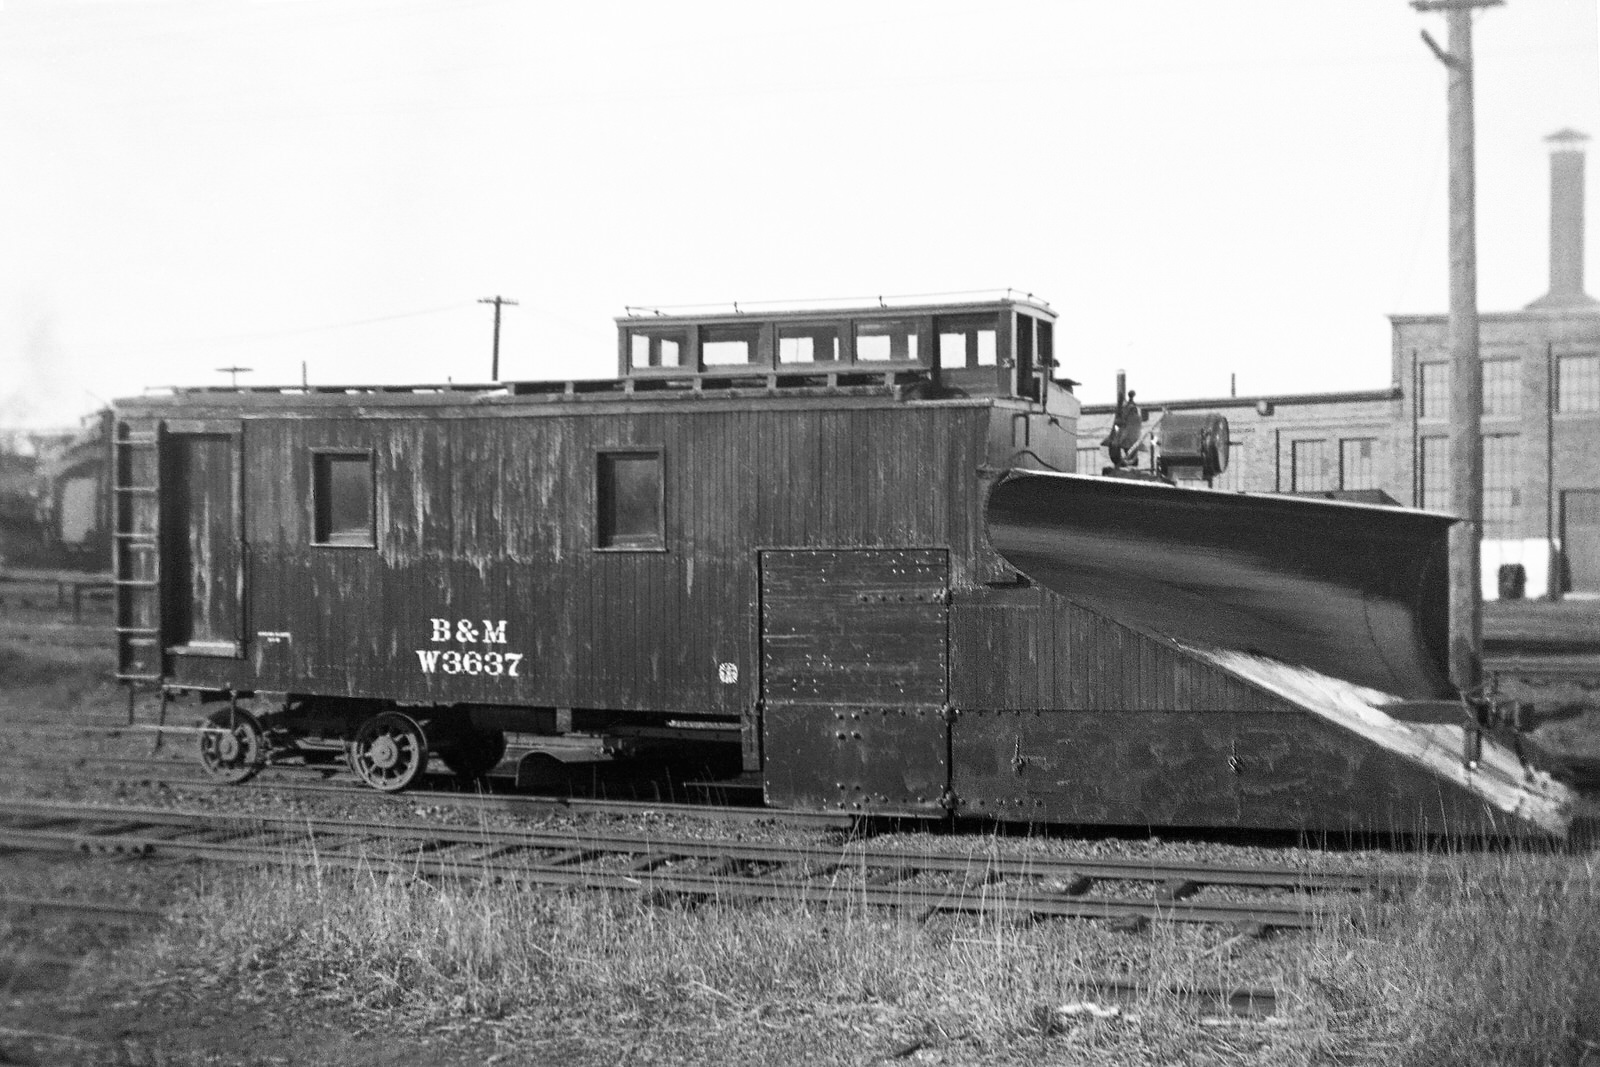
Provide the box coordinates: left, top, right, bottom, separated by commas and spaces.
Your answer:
0, 797, 1391, 930
0, 887, 1282, 1022
0, 747, 867, 827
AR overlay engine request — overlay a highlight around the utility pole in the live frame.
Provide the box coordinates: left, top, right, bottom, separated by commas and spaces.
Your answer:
1413, 0, 1501, 695
477, 295, 519, 381
215, 366, 252, 388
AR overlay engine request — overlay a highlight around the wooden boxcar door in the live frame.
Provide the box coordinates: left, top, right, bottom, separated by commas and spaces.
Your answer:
759, 548, 950, 815
162, 426, 245, 657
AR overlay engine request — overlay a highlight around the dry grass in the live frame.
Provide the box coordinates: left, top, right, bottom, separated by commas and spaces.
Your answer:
3, 633, 1596, 1063
1298, 849, 1600, 1066
94, 838, 1598, 1065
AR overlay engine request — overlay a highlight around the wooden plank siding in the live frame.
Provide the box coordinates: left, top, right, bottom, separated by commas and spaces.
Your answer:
138, 390, 1309, 725
947, 586, 1290, 714
164, 402, 997, 713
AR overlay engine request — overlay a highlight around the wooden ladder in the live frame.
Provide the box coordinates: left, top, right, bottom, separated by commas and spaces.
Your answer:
112, 420, 163, 683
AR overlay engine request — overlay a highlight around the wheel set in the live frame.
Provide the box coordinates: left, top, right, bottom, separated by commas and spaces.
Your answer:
196, 707, 268, 784
345, 710, 430, 792
196, 700, 505, 794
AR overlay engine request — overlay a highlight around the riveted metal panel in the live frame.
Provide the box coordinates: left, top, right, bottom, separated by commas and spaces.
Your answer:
759, 549, 951, 812
951, 708, 1510, 833
763, 704, 948, 814
760, 548, 949, 706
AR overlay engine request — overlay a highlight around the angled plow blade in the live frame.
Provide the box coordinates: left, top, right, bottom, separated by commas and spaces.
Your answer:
985, 471, 1453, 699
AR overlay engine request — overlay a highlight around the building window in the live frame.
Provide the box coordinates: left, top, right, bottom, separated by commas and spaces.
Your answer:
1419, 436, 1449, 512
312, 451, 375, 547
854, 320, 920, 362
596, 450, 664, 550
1558, 353, 1600, 412
1340, 438, 1377, 491
1291, 439, 1330, 492
1482, 358, 1520, 417
1418, 362, 1449, 419
1483, 434, 1521, 537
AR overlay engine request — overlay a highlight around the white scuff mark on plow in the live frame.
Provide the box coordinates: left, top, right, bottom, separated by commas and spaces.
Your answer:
1199, 648, 1574, 836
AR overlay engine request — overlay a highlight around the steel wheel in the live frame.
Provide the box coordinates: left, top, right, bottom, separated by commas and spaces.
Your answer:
346, 711, 430, 792
439, 728, 507, 780
197, 707, 266, 784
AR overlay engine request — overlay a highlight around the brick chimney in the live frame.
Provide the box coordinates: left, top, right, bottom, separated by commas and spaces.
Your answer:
1528, 128, 1597, 308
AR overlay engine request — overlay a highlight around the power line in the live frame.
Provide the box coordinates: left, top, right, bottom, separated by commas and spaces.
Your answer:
65, 302, 474, 354
203, 302, 474, 343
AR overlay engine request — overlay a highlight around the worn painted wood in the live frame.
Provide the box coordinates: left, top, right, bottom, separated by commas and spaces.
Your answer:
163, 432, 241, 654
165, 403, 1006, 716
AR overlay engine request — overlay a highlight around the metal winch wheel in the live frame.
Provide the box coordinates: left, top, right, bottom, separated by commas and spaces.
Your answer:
197, 707, 267, 784
346, 711, 430, 792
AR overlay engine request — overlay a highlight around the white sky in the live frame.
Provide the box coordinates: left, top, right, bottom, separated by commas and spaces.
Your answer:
2, 0, 1597, 427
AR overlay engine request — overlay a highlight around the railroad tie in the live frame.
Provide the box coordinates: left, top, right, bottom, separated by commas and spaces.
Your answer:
544, 848, 602, 867
1107, 913, 1150, 934
697, 856, 742, 878
1204, 922, 1270, 958
1155, 879, 1201, 904
865, 864, 915, 887
1040, 872, 1094, 896
961, 867, 1002, 892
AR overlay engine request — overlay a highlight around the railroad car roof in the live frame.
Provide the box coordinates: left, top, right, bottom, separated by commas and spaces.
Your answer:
614, 293, 1057, 325
113, 375, 1061, 414
114, 296, 1076, 414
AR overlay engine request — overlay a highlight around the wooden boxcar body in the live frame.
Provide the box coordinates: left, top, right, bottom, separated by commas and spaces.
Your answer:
110, 297, 1573, 834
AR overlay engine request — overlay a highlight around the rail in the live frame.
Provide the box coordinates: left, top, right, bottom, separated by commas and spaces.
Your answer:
0, 798, 1386, 931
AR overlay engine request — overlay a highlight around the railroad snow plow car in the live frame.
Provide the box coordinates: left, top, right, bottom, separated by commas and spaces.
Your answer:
982, 473, 1571, 836
109, 295, 1573, 835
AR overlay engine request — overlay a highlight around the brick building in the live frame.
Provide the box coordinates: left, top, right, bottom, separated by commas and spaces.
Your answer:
1079, 130, 1600, 599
